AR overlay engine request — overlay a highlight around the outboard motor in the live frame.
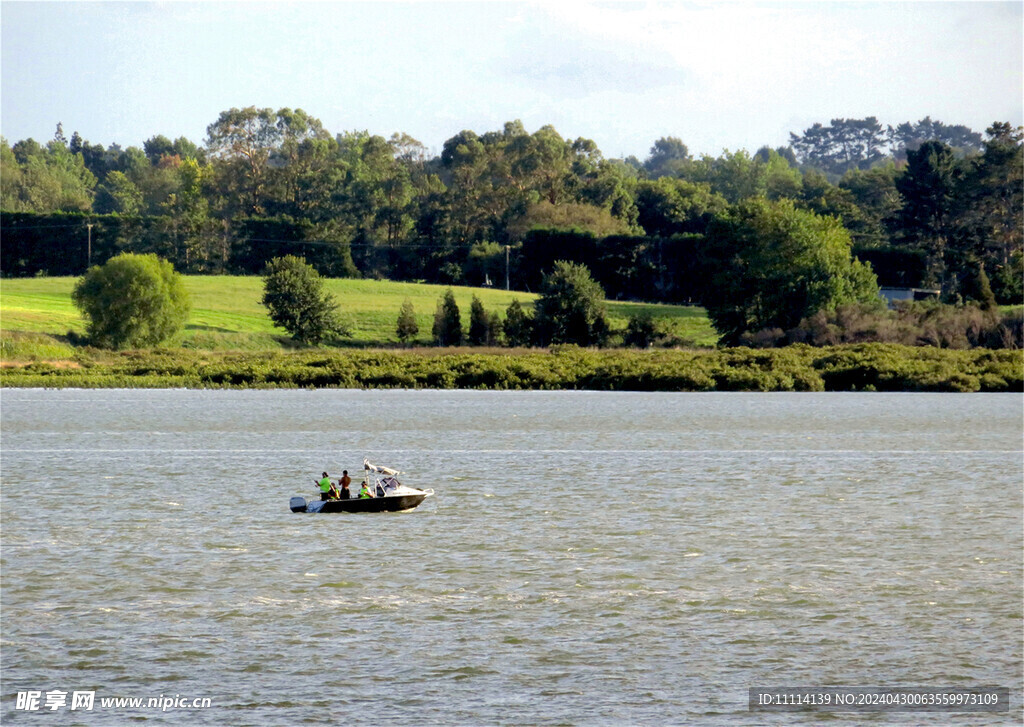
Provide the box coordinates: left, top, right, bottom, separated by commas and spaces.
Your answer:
289, 496, 308, 513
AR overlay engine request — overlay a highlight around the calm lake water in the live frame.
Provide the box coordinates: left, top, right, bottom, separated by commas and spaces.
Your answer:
1, 390, 1021, 725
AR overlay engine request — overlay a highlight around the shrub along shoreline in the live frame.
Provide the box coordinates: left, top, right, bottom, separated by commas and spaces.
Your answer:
1, 342, 1020, 393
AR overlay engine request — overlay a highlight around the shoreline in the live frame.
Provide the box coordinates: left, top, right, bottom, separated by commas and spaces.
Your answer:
2, 343, 1021, 393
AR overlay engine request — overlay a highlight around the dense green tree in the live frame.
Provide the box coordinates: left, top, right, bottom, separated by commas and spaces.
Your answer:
438, 121, 640, 253
789, 117, 888, 176
0, 138, 25, 210
144, 135, 175, 164
439, 128, 507, 246
94, 170, 143, 215
838, 163, 902, 247
69, 132, 119, 185
116, 151, 185, 216
755, 145, 798, 166
797, 170, 875, 244
464, 241, 505, 287
468, 295, 491, 345
261, 255, 346, 344
624, 311, 658, 348
702, 198, 880, 344
887, 117, 984, 159
503, 299, 533, 347
506, 200, 632, 241
335, 130, 417, 275
533, 260, 609, 346
683, 150, 763, 203
116, 146, 150, 179
954, 123, 1023, 302
643, 136, 691, 179
265, 135, 345, 222
0, 135, 96, 212
574, 153, 641, 230
894, 141, 962, 287
160, 157, 224, 271
172, 136, 204, 162
487, 311, 504, 346
71, 253, 190, 349
395, 298, 419, 344
635, 177, 727, 236
791, 118, 882, 174
958, 257, 998, 310
264, 109, 334, 217
991, 251, 1024, 304
679, 149, 800, 204
506, 124, 573, 205
432, 288, 463, 346
206, 106, 281, 215
760, 149, 804, 200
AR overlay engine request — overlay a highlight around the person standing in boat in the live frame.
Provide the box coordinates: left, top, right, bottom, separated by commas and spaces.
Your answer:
338, 471, 352, 499
317, 472, 338, 501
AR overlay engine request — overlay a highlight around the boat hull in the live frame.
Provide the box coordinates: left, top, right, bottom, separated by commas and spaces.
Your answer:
296, 493, 428, 513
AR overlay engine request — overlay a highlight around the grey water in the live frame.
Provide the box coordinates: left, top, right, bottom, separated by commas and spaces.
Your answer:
1, 390, 1021, 725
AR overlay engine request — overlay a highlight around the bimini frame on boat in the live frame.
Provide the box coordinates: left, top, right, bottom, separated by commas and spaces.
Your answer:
289, 459, 434, 513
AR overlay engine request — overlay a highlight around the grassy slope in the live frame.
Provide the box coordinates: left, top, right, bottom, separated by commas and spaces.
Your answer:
0, 276, 719, 351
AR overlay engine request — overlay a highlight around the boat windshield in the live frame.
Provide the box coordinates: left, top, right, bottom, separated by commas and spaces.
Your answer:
364, 461, 407, 495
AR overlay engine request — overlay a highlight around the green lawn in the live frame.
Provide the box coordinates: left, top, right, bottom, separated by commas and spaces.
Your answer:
0, 276, 719, 350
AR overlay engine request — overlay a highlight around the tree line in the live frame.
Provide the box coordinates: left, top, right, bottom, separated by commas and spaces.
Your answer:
2, 112, 1021, 340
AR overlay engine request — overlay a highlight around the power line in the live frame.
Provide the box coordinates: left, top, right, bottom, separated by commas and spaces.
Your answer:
0, 223, 89, 231
243, 237, 494, 250
0, 227, 495, 251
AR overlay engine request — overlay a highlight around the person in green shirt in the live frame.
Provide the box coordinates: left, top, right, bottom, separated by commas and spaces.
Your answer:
317, 472, 338, 501
358, 480, 374, 499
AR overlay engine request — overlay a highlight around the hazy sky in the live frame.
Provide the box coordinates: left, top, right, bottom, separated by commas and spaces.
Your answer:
2, 1, 1021, 160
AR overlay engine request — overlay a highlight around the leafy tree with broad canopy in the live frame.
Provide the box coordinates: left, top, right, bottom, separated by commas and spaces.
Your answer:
261, 255, 346, 345
702, 198, 880, 345
533, 260, 609, 347
72, 253, 190, 349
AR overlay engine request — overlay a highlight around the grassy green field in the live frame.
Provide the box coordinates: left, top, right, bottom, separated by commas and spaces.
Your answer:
0, 275, 719, 352
5, 277, 1020, 393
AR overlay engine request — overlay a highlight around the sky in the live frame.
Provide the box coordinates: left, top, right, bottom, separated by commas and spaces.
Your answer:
1, 1, 1021, 161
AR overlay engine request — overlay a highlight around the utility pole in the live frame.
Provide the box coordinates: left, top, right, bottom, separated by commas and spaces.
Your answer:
505, 245, 510, 291
86, 222, 93, 270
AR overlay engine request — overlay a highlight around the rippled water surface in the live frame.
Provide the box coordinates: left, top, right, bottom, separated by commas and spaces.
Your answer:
2, 390, 1021, 725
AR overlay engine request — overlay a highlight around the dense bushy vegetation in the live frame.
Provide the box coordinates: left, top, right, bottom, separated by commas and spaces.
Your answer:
742, 300, 1023, 350
701, 198, 880, 344
71, 253, 189, 349
3, 116, 1020, 341
1, 342, 1019, 393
